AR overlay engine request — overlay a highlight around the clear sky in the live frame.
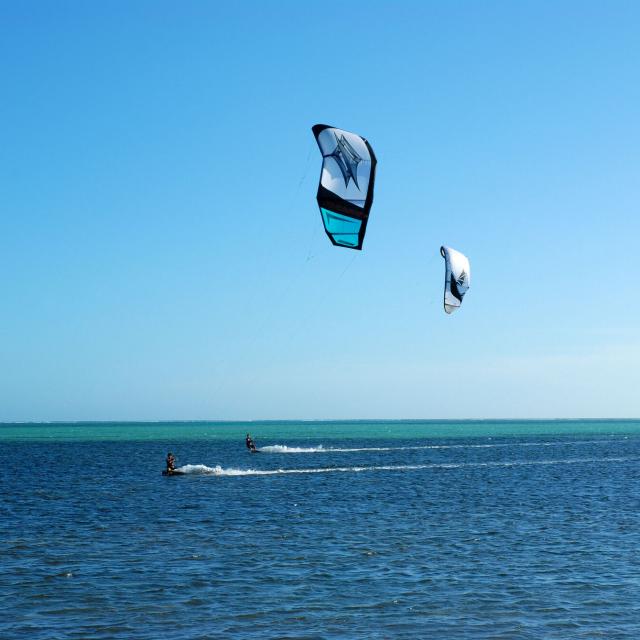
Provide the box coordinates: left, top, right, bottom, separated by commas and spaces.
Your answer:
1, 1, 639, 421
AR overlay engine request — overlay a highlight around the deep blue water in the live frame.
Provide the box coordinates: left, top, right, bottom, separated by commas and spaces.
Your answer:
2, 427, 640, 638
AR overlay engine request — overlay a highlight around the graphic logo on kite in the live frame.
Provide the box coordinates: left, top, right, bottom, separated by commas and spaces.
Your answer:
328, 133, 362, 190
450, 270, 468, 302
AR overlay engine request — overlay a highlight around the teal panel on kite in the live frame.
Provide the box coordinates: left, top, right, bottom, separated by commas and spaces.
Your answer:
320, 209, 362, 248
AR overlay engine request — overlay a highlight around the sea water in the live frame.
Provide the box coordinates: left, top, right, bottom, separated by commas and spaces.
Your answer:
2, 420, 640, 639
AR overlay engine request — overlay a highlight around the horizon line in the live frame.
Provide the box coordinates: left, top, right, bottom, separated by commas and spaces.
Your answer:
2, 417, 640, 426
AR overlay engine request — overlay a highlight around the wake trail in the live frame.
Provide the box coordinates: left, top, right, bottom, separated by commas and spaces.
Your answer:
175, 456, 638, 477
258, 439, 631, 454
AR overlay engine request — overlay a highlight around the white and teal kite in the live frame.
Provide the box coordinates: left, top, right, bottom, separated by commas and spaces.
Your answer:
312, 124, 377, 250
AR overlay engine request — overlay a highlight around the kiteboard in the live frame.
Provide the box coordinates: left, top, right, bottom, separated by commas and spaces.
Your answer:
162, 470, 187, 476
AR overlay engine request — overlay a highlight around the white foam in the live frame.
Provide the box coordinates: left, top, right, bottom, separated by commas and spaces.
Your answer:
259, 445, 326, 453
260, 443, 421, 453
176, 464, 250, 476
180, 456, 637, 478
256, 439, 628, 454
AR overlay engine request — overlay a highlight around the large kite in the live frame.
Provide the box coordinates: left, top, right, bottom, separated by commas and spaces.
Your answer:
312, 124, 377, 250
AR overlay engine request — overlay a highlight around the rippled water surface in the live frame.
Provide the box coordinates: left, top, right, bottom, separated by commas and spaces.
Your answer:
2, 421, 640, 639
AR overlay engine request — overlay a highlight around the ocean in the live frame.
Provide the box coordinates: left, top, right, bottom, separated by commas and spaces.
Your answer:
2, 420, 640, 639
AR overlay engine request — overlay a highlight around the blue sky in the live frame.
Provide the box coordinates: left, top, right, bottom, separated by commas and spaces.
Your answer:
1, 1, 639, 421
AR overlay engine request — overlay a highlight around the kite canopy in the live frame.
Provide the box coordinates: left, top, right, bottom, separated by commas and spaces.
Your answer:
440, 246, 471, 314
312, 124, 377, 250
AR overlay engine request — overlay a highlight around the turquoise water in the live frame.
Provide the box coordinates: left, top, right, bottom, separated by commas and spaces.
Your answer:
2, 419, 640, 442
3, 420, 640, 638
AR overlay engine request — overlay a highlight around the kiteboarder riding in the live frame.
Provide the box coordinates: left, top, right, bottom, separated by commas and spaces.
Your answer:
245, 434, 257, 452
166, 452, 176, 473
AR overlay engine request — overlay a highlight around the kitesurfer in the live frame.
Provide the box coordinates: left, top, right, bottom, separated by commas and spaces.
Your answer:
245, 434, 257, 452
166, 452, 176, 473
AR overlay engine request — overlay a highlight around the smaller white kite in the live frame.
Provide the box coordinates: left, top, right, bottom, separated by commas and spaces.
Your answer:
440, 246, 471, 314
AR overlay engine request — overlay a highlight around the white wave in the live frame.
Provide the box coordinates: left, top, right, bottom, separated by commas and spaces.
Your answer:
259, 444, 426, 453
176, 464, 251, 476
259, 445, 326, 453
180, 456, 637, 478
259, 443, 429, 453
256, 439, 629, 454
